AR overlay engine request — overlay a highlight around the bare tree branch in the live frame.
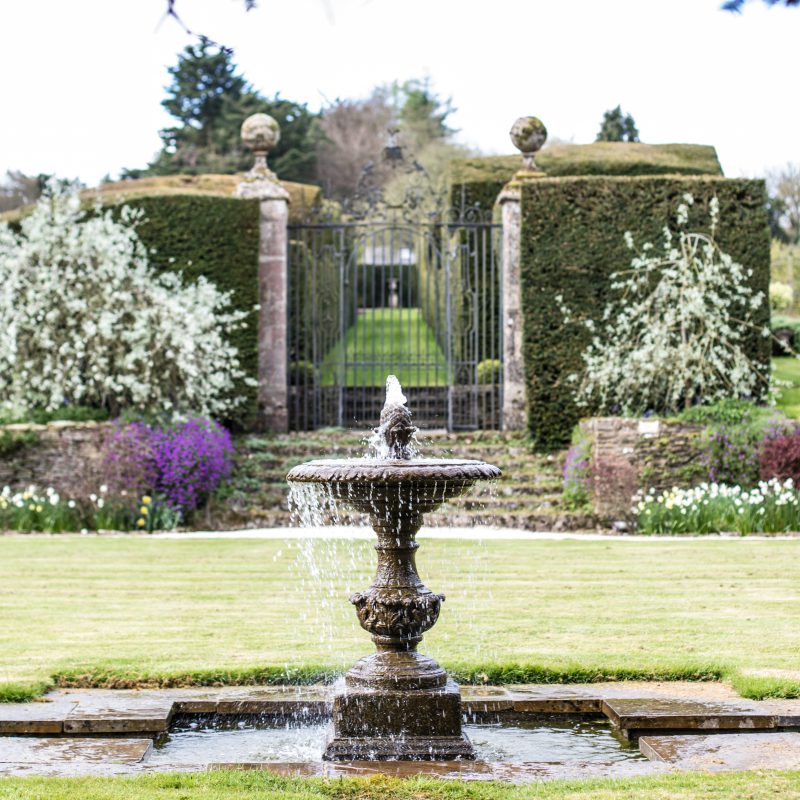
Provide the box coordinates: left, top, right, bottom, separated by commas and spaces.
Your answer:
161, 0, 258, 54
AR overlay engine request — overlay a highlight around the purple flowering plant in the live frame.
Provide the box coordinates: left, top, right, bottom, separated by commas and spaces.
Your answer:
102, 417, 234, 526
150, 418, 234, 512
702, 413, 793, 488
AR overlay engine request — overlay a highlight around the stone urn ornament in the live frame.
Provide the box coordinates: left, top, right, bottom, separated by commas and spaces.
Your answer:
235, 113, 289, 201
509, 116, 547, 171
287, 376, 501, 760
241, 112, 281, 181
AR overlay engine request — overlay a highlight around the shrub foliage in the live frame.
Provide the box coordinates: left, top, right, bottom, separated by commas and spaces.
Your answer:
0, 186, 251, 421
520, 176, 771, 449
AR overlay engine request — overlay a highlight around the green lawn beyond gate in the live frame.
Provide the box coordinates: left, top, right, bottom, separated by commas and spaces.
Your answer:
1, 536, 799, 701
318, 308, 449, 387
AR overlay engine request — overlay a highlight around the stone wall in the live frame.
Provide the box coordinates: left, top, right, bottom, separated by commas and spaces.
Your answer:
0, 422, 113, 495
580, 417, 706, 519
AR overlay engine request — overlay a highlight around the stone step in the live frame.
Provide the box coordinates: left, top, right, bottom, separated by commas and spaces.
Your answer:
603, 698, 800, 738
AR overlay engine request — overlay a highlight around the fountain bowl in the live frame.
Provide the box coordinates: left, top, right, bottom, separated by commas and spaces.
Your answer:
287, 457, 500, 517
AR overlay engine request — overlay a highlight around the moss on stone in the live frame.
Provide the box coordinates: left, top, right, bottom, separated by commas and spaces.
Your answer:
0, 174, 322, 225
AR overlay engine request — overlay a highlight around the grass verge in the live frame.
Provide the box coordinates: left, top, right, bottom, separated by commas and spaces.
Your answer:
1, 770, 800, 800
1, 537, 799, 700
0, 681, 52, 704
7, 665, 792, 704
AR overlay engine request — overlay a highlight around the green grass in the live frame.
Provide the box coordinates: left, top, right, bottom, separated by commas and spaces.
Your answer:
773, 356, 800, 418
1, 770, 800, 800
1, 537, 799, 699
318, 308, 449, 387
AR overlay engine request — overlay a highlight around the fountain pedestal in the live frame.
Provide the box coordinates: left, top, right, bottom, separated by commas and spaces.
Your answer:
287, 389, 500, 761
326, 681, 473, 760
328, 504, 472, 761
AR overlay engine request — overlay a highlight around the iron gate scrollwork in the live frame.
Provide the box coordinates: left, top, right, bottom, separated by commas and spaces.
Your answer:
287, 138, 502, 431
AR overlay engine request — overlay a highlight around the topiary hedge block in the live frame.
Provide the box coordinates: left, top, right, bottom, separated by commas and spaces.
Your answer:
0, 176, 321, 226
448, 156, 519, 218
536, 142, 722, 177
520, 175, 771, 450
447, 143, 723, 216
117, 194, 261, 428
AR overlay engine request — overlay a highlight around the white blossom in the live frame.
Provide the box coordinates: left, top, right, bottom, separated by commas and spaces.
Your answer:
0, 183, 249, 418
565, 194, 770, 415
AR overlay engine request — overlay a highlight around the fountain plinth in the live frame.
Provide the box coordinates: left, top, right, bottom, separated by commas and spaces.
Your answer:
287, 376, 501, 761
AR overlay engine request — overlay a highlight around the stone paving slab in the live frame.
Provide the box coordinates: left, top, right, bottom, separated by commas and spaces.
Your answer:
503, 682, 744, 715
0, 737, 152, 765
3, 684, 799, 737
640, 732, 800, 771
61, 690, 176, 734
173, 686, 332, 715
603, 698, 800, 734
0, 698, 77, 734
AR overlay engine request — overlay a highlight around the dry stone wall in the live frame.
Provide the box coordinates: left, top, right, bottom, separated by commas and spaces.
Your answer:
0, 422, 113, 495
580, 417, 706, 519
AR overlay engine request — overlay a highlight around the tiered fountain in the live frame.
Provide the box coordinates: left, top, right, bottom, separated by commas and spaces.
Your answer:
287, 377, 501, 761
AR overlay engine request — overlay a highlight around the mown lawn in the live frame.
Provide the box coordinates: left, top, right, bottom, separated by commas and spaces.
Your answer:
1, 769, 800, 800
318, 308, 449, 387
773, 356, 800, 418
1, 536, 799, 699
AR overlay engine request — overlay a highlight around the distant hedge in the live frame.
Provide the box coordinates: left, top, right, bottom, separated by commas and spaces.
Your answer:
449, 156, 519, 219
448, 143, 723, 218
520, 175, 771, 450
116, 195, 261, 428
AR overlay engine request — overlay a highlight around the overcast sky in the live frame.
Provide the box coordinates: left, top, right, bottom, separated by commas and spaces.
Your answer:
0, 0, 797, 186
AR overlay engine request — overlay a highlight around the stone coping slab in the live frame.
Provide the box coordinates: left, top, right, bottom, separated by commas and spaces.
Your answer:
2, 684, 798, 737
640, 732, 800, 771
0, 698, 77, 734
0, 737, 152, 765
603, 698, 800, 735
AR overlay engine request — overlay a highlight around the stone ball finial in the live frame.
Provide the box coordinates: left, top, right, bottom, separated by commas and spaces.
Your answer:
510, 116, 547, 171
241, 113, 281, 153
240, 113, 281, 181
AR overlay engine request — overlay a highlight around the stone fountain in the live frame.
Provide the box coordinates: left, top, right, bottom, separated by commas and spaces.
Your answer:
287, 377, 501, 761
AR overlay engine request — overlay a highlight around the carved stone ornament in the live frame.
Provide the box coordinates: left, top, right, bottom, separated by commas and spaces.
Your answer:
239, 113, 281, 183
509, 116, 548, 171
350, 588, 444, 641
285, 378, 501, 760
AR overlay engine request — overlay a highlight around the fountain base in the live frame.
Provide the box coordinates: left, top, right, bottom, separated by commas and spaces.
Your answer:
323, 680, 476, 761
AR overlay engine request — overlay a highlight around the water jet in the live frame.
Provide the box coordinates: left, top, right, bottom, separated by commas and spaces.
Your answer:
287, 376, 501, 760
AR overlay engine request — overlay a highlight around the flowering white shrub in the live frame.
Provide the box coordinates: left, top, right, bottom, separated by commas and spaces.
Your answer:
0, 183, 250, 418
558, 195, 768, 415
770, 281, 794, 312
635, 478, 800, 535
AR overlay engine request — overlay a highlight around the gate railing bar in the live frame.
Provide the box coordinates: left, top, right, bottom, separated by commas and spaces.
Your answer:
445, 231, 454, 432
337, 226, 346, 428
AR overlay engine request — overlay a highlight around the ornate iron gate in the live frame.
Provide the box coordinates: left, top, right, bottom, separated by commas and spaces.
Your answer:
287, 135, 502, 432
288, 209, 502, 432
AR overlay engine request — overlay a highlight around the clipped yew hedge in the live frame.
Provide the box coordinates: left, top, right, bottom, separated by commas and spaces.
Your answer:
520, 175, 771, 450
117, 195, 261, 428
447, 143, 723, 218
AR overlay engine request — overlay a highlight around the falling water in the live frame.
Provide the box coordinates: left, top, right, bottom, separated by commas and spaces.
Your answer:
286, 373, 500, 678
366, 375, 420, 460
